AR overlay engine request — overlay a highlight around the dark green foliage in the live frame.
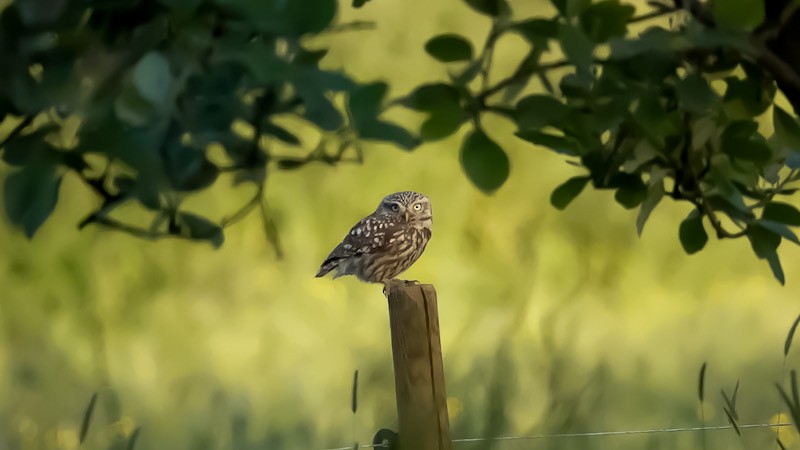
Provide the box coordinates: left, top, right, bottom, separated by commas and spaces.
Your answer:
579, 1, 635, 42
679, 211, 708, 254
712, 0, 764, 31
465, 0, 506, 17
2, 0, 800, 283
550, 176, 590, 210
460, 130, 510, 194
0, 0, 416, 250
424, 34, 474, 63
3, 162, 62, 238
398, 0, 800, 283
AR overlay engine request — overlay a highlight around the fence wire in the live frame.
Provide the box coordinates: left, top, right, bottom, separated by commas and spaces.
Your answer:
320, 422, 793, 450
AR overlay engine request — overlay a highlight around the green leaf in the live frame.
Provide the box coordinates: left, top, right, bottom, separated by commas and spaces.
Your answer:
348, 82, 388, 127
115, 85, 159, 126
614, 175, 647, 209
788, 153, 800, 169
609, 27, 675, 59
679, 210, 707, 254
773, 106, 800, 156
579, 0, 635, 42
460, 129, 510, 194
163, 132, 219, 192
636, 177, 665, 236
132, 52, 173, 106
420, 110, 465, 141
179, 212, 224, 248
550, 176, 590, 210
425, 34, 473, 63
3, 163, 62, 238
712, 0, 764, 31
747, 224, 784, 283
512, 19, 560, 42
229, 0, 337, 35
551, 0, 591, 18
294, 47, 329, 66
464, 0, 506, 16
724, 72, 774, 117
286, 0, 337, 35
559, 72, 594, 99
747, 223, 781, 258
401, 83, 461, 111
676, 73, 718, 113
684, 22, 752, 51
721, 121, 771, 163
515, 130, 582, 156
114, 176, 162, 210
559, 24, 594, 70
300, 93, 342, 130
513, 95, 569, 129
2, 126, 59, 166
763, 202, 800, 226
706, 171, 754, 220
359, 121, 419, 149
758, 220, 800, 245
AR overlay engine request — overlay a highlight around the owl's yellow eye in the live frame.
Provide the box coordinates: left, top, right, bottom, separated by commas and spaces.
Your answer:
413, 204, 422, 211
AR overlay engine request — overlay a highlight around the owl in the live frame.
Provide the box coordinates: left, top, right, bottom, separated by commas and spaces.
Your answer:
315, 191, 433, 285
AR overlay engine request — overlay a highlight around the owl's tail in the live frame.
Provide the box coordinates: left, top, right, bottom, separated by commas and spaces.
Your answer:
315, 259, 339, 278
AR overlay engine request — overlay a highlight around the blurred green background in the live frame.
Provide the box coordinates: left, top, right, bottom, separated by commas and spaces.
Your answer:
2, 0, 800, 449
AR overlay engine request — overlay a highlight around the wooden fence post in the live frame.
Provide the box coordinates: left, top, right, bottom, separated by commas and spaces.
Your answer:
385, 283, 453, 450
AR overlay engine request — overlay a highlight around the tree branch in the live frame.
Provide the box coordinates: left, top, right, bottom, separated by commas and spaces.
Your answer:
79, 214, 199, 243
748, 39, 800, 114
475, 8, 680, 104
478, 56, 570, 103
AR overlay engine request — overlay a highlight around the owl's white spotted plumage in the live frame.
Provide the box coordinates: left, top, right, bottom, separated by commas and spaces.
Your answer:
316, 191, 432, 284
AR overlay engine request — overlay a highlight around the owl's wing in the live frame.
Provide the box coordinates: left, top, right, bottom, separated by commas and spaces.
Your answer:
316, 215, 400, 276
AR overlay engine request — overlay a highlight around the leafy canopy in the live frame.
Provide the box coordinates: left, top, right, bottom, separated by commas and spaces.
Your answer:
3, 0, 800, 283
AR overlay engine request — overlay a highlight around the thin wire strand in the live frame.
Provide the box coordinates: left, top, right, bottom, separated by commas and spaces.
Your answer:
318, 422, 793, 450
452, 422, 793, 443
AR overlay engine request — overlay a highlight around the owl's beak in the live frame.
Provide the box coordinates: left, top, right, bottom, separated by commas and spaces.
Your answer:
404, 211, 410, 222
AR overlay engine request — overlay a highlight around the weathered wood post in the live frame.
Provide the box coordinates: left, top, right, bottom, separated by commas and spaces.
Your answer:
385, 283, 453, 450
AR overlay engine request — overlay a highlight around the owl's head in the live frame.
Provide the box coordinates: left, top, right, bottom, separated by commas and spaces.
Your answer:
376, 191, 432, 223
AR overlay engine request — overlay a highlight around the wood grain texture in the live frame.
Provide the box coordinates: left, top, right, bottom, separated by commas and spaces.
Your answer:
386, 283, 453, 450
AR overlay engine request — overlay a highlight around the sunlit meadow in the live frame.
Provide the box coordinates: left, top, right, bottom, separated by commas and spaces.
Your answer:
2, 1, 800, 449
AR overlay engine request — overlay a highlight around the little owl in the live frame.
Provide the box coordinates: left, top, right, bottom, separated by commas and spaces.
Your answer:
315, 191, 432, 286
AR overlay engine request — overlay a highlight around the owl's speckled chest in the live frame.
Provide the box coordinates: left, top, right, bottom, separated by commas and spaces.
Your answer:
345, 219, 431, 282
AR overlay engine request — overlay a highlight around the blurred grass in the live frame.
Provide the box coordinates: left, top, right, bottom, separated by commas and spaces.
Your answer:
3, 0, 800, 449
